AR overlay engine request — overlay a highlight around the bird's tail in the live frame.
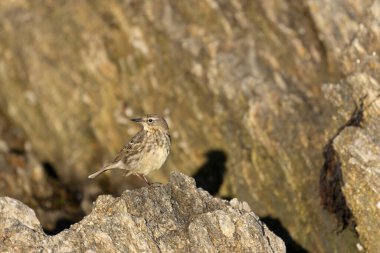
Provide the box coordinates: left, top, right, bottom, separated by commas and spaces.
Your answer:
88, 164, 123, 179
88, 168, 109, 179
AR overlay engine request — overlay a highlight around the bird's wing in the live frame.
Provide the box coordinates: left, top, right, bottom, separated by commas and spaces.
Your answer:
111, 130, 146, 163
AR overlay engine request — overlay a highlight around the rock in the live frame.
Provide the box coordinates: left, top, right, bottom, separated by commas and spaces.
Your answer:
0, 172, 285, 253
321, 2, 380, 251
0, 1, 379, 252
0, 111, 85, 233
334, 127, 380, 253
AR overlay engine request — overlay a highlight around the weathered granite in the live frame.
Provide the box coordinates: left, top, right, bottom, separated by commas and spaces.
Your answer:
0, 172, 285, 253
0, 1, 379, 252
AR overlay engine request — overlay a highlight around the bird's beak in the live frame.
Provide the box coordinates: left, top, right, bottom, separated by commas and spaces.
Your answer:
131, 117, 144, 123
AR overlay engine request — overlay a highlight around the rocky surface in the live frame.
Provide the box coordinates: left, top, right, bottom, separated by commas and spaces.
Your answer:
0, 111, 85, 233
0, 172, 285, 253
0, 1, 379, 252
320, 2, 380, 252
334, 126, 380, 253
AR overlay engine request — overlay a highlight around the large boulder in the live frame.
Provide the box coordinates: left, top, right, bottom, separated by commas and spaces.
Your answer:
0, 1, 379, 252
0, 172, 285, 252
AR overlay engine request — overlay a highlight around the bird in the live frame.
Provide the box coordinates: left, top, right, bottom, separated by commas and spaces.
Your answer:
88, 114, 171, 185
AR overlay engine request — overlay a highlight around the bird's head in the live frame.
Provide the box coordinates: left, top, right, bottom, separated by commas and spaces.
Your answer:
131, 114, 169, 132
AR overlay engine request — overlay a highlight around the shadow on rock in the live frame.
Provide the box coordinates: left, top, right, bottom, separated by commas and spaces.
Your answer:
193, 150, 227, 195
261, 216, 309, 253
44, 217, 81, 235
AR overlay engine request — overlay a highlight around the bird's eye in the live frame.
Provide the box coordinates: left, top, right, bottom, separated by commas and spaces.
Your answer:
148, 118, 153, 123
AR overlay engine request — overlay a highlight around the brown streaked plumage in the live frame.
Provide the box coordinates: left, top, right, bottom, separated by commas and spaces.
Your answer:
88, 114, 171, 184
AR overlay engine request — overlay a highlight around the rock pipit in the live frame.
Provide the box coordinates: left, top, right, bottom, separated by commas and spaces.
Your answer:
88, 115, 171, 184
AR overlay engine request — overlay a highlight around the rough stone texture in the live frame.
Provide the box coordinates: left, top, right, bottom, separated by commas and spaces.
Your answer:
0, 172, 285, 253
334, 126, 380, 253
0, 111, 86, 233
0, 1, 379, 252
321, 1, 380, 252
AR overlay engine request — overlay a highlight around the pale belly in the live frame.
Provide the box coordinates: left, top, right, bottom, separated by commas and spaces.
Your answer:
131, 147, 169, 175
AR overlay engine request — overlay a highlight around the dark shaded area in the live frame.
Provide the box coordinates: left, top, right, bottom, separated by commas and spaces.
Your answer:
44, 217, 81, 235
40, 187, 85, 235
319, 95, 376, 232
8, 147, 26, 155
38, 163, 85, 235
193, 150, 227, 195
261, 216, 309, 253
42, 161, 59, 179
319, 143, 355, 232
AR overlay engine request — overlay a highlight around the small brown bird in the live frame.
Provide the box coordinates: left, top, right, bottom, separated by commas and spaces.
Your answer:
88, 115, 171, 184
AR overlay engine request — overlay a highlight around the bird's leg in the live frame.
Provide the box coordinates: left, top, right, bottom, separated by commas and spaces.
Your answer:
136, 174, 151, 186
124, 170, 133, 177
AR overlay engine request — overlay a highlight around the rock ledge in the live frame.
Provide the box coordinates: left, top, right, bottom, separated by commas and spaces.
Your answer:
0, 172, 285, 252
